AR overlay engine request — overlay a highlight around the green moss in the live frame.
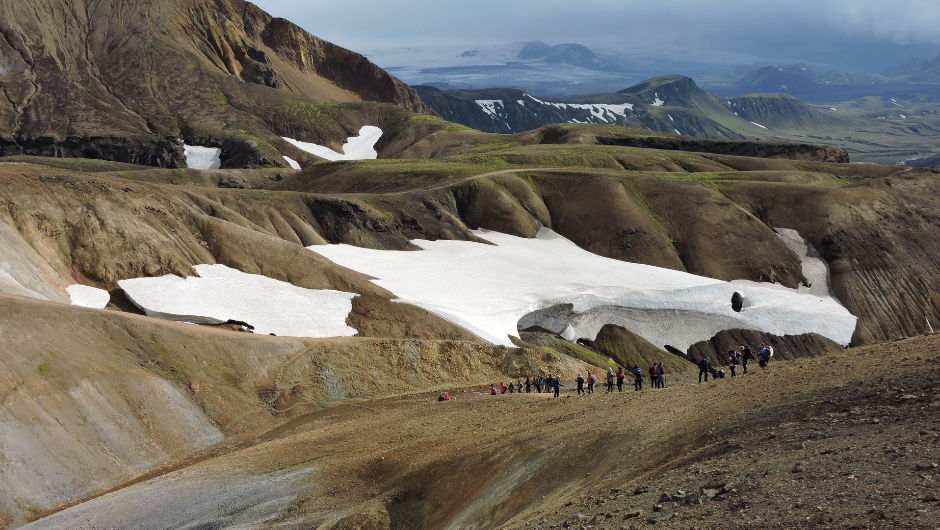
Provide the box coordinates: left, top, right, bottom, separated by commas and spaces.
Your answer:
37, 361, 52, 375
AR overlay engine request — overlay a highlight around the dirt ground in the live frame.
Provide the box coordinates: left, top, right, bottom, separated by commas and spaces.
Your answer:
22, 334, 940, 529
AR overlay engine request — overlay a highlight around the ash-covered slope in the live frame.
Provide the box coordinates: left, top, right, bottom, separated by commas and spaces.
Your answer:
0, 0, 434, 168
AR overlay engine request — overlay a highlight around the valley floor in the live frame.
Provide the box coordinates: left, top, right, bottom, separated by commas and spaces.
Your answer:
23, 334, 940, 529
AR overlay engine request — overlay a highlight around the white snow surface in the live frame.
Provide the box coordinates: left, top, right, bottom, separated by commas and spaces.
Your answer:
282, 126, 383, 162
651, 93, 665, 106
182, 144, 222, 170
66, 285, 111, 309
309, 228, 856, 351
750, 122, 768, 129
118, 264, 358, 338
522, 94, 633, 123
282, 156, 301, 170
475, 100, 504, 120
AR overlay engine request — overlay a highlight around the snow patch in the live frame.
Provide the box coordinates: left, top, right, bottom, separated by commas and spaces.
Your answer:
651, 93, 665, 106
182, 144, 221, 170
668, 114, 674, 122
890, 98, 905, 107
750, 122, 767, 129
475, 100, 504, 120
830, 107, 838, 111
674, 129, 682, 135
899, 114, 907, 119
309, 229, 856, 352
118, 264, 358, 338
282, 156, 301, 170
282, 126, 383, 162
521, 93, 632, 123
67, 285, 111, 309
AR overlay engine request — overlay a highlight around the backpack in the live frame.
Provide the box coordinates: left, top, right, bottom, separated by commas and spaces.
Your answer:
698, 358, 710, 370
588, 374, 596, 384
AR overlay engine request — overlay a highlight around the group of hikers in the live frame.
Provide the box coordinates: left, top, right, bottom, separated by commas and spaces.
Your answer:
438, 342, 778, 401
698, 342, 775, 382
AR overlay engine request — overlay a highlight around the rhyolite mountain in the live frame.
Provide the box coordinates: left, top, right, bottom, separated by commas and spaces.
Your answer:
416, 75, 843, 139
0, 0, 435, 168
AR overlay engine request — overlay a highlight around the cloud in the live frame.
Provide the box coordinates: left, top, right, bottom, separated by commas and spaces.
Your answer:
250, 0, 940, 68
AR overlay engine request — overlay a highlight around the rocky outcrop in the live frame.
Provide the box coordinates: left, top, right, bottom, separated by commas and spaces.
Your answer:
0, 0, 434, 169
686, 329, 844, 365
594, 135, 849, 163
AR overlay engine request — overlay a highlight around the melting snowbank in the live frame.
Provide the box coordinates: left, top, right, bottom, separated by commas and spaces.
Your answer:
118, 264, 358, 338
309, 229, 856, 351
182, 144, 222, 169
282, 126, 382, 161
282, 156, 301, 170
67, 285, 111, 309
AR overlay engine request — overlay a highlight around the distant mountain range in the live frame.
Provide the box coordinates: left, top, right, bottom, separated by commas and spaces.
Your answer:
416, 75, 840, 138
883, 53, 940, 82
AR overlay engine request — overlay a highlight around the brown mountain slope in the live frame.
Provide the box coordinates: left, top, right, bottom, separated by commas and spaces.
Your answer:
20, 333, 940, 529
0, 0, 433, 168
0, 293, 584, 525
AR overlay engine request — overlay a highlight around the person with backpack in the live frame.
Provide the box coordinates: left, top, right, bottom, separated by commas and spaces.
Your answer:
525, 377, 532, 393
606, 369, 615, 393
587, 372, 596, 394
616, 367, 625, 392
728, 348, 739, 377
758, 343, 772, 369
632, 365, 644, 391
517, 380, 524, 393
657, 362, 665, 388
698, 357, 711, 383
490, 384, 498, 395
576, 372, 585, 395
536, 376, 543, 393
741, 345, 753, 374
553, 375, 561, 398
649, 364, 659, 389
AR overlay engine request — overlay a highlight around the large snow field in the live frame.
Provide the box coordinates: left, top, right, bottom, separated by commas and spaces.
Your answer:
183, 144, 222, 170
282, 126, 383, 161
523, 93, 633, 123
66, 284, 111, 309
309, 228, 857, 351
118, 264, 359, 338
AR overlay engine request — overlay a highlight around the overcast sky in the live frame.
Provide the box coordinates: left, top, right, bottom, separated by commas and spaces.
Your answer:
251, 0, 940, 71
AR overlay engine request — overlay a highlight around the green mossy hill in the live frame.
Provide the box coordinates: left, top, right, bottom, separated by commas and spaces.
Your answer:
591, 324, 696, 375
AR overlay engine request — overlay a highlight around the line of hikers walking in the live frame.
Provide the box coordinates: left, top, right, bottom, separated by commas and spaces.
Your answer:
476, 342, 777, 401
698, 342, 774, 382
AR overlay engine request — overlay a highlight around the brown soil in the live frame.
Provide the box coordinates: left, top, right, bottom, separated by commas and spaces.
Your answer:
21, 333, 940, 529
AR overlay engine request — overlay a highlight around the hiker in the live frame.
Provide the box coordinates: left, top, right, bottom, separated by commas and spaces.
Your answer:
438, 392, 452, 401
508, 380, 515, 393
490, 384, 498, 395
657, 362, 665, 388
553, 375, 561, 398
587, 372, 596, 394
616, 367, 625, 392
698, 357, 711, 383
517, 380, 524, 393
500, 382, 507, 394
728, 348, 739, 377
632, 365, 644, 391
649, 363, 659, 389
711, 367, 726, 379
576, 372, 585, 395
536, 376, 543, 393
606, 369, 615, 393
758, 343, 772, 369
525, 377, 531, 393
741, 345, 753, 374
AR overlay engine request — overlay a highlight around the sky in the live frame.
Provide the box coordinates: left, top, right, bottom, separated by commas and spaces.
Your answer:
251, 0, 940, 73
